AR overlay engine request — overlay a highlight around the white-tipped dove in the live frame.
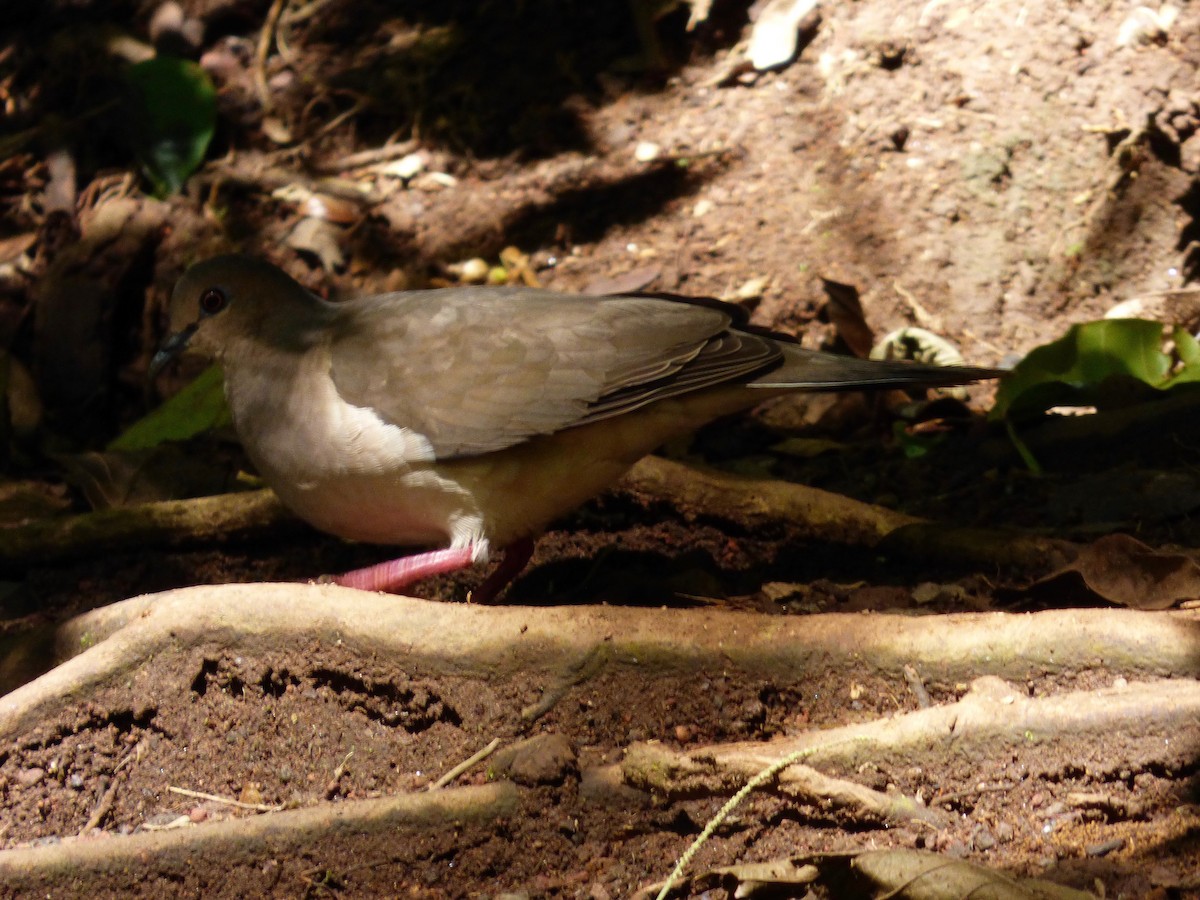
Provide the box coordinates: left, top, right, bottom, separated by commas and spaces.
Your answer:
154, 255, 1002, 599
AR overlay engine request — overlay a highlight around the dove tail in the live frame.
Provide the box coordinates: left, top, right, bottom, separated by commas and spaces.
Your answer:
748, 344, 1005, 390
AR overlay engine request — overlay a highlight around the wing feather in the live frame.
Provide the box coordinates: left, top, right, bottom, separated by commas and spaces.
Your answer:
328, 286, 779, 458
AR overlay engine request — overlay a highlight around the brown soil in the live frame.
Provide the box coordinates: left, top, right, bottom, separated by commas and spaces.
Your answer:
3, 0, 1200, 897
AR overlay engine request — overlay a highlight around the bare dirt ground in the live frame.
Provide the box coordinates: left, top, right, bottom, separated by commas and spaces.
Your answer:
2, 0, 1200, 897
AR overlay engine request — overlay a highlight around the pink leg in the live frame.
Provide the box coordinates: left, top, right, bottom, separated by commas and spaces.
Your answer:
331, 545, 477, 593
470, 537, 535, 604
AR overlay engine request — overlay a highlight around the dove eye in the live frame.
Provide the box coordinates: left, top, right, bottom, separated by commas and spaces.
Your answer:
199, 287, 229, 316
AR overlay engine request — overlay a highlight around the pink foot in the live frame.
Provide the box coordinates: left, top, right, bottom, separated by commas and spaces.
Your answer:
331, 545, 477, 593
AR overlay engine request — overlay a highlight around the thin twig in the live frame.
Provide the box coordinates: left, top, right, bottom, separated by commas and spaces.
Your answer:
254, 0, 288, 112
903, 664, 932, 709
281, 0, 338, 25
167, 785, 284, 812
80, 775, 120, 834
429, 738, 501, 790
113, 741, 142, 773
311, 97, 368, 140
314, 140, 420, 174
893, 280, 944, 332
324, 749, 355, 799
652, 738, 860, 900
929, 782, 1015, 808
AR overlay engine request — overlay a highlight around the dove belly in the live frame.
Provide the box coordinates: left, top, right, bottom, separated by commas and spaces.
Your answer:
265, 464, 482, 548
439, 384, 768, 548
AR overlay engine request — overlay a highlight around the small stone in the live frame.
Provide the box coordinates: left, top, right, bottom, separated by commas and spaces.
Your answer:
17, 767, 45, 788
944, 839, 969, 858
453, 258, 489, 284
489, 733, 577, 786
423, 172, 458, 188
1086, 837, 1126, 857
1116, 6, 1173, 47
189, 807, 209, 823
383, 152, 426, 181
972, 828, 996, 850
634, 141, 661, 162
729, 276, 769, 302
579, 767, 651, 808
142, 812, 186, 829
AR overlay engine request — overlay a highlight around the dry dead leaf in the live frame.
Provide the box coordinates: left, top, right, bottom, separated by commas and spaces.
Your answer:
1105, 289, 1200, 333
0, 232, 36, 265
286, 217, 344, 271
0, 480, 70, 527
684, 0, 714, 31
582, 265, 662, 296
54, 447, 241, 509
1031, 533, 1200, 610
853, 848, 1098, 898
820, 277, 874, 358
871, 327, 966, 367
4, 352, 42, 438
380, 152, 426, 181
747, 0, 820, 71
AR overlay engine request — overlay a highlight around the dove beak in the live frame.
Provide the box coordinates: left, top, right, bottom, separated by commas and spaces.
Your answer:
149, 322, 198, 380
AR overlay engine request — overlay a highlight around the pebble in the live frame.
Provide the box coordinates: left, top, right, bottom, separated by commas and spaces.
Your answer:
1086, 837, 1126, 857
634, 141, 661, 163
385, 152, 426, 181
972, 828, 996, 850
450, 257, 489, 284
489, 733, 577, 786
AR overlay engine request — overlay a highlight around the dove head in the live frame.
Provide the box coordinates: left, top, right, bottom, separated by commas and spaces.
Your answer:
153, 255, 331, 376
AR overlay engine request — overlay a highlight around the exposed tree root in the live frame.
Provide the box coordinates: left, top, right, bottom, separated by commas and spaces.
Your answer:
622, 675, 1200, 801
640, 848, 1101, 900
0, 782, 516, 884
1, 455, 1079, 577
625, 456, 1078, 575
0, 489, 291, 570
4, 585, 1197, 742
2, 587, 1198, 893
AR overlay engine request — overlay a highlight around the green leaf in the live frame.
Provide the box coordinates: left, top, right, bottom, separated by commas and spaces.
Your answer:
991, 319, 1198, 421
890, 421, 942, 459
110, 365, 229, 451
125, 56, 217, 197
1166, 327, 1200, 386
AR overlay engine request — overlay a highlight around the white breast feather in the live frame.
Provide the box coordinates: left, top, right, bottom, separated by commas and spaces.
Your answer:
332, 399, 437, 473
